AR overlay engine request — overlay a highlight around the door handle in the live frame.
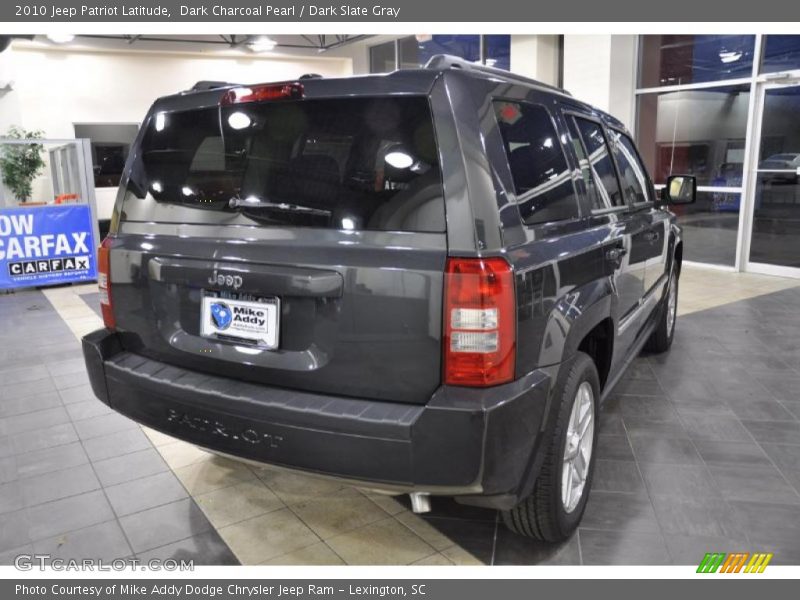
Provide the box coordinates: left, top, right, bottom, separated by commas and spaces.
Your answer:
644, 231, 660, 243
605, 247, 628, 263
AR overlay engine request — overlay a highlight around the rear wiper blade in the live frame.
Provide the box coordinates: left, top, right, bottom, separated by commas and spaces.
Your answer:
228, 197, 331, 217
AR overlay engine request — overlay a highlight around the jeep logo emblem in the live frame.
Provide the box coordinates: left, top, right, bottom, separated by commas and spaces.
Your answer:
207, 270, 243, 289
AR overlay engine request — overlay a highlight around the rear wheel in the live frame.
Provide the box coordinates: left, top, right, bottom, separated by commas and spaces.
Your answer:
645, 264, 678, 353
502, 352, 599, 541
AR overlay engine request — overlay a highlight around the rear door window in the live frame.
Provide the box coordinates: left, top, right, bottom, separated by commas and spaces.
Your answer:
493, 101, 580, 225
573, 117, 625, 208
608, 129, 653, 205
131, 97, 445, 233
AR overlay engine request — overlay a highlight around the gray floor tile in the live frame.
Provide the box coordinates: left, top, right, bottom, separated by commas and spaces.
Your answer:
623, 415, 690, 440
612, 378, 665, 397
93, 448, 168, 487
26, 490, 115, 541
783, 401, 800, 421
32, 520, 133, 561
581, 490, 659, 533
119, 498, 213, 553
0, 406, 71, 437
0, 365, 52, 385
65, 399, 115, 422
664, 534, 750, 566
708, 464, 800, 505
137, 530, 238, 566
58, 384, 97, 405
592, 460, 646, 494
650, 495, 740, 538
595, 434, 635, 461
728, 500, 800, 544
492, 528, 581, 565
759, 442, 800, 473
83, 427, 152, 462
52, 370, 91, 391
725, 399, 795, 422
742, 420, 800, 445
14, 442, 89, 479
105, 471, 189, 517
0, 544, 34, 566
20, 463, 101, 507
681, 414, 752, 442
45, 358, 89, 378
640, 463, 719, 500
0, 378, 57, 402
694, 440, 771, 468
0, 510, 31, 551
617, 395, 679, 420
0, 482, 24, 514
756, 374, 800, 402
597, 412, 626, 435
578, 529, 671, 565
73, 412, 139, 441
0, 391, 62, 419
11, 422, 78, 455
629, 436, 703, 465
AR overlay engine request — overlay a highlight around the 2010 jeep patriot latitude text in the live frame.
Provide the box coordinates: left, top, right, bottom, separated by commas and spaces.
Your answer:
83, 55, 696, 541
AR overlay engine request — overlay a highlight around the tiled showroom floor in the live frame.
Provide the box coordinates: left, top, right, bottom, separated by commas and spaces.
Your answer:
1, 265, 800, 566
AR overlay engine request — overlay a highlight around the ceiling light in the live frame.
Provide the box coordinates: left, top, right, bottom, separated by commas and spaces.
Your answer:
719, 51, 743, 64
154, 112, 166, 132
46, 34, 75, 44
247, 36, 277, 53
385, 151, 414, 169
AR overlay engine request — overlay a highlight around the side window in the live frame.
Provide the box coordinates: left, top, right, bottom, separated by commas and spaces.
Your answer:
573, 117, 624, 207
565, 117, 606, 211
609, 129, 652, 205
493, 101, 580, 225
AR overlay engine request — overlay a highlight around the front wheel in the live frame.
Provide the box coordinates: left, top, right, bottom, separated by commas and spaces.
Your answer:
502, 352, 599, 542
645, 265, 678, 353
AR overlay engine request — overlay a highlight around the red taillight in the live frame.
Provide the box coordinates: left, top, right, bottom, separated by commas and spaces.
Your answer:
98, 237, 116, 330
444, 257, 516, 387
220, 83, 304, 106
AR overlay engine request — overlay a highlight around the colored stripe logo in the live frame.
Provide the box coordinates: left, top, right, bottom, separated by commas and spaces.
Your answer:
697, 552, 773, 573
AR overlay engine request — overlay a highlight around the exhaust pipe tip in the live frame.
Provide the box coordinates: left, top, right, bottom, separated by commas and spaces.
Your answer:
409, 493, 431, 514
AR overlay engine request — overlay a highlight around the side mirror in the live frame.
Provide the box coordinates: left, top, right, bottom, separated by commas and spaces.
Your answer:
662, 175, 697, 205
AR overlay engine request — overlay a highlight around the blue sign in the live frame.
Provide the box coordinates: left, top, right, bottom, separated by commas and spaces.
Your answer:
0, 204, 97, 290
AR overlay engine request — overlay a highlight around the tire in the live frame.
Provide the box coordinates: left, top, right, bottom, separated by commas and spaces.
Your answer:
644, 264, 678, 353
502, 351, 599, 542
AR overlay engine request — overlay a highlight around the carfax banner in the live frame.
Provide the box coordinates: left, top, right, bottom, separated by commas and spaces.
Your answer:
0, 204, 97, 290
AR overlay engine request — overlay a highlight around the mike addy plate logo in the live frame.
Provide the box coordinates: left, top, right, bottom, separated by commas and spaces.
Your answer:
209, 302, 267, 330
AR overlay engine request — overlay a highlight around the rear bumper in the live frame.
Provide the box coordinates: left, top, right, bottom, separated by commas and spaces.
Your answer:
82, 328, 553, 509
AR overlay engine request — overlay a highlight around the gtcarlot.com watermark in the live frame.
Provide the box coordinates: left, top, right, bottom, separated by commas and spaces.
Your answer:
14, 554, 194, 571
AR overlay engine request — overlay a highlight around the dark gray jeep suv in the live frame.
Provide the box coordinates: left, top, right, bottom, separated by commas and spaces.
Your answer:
82, 55, 696, 542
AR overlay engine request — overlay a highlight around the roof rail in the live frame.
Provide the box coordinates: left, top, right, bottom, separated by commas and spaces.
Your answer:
190, 81, 237, 91
299, 73, 324, 80
423, 54, 571, 97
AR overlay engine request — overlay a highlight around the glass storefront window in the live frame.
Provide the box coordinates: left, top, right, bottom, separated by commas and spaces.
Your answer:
671, 190, 741, 266
749, 85, 800, 269
761, 35, 800, 74
369, 41, 395, 73
638, 35, 756, 88
371, 35, 512, 73
485, 35, 511, 71
636, 84, 751, 187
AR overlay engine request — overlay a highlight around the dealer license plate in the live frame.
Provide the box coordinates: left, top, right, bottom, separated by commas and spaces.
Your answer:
200, 293, 279, 349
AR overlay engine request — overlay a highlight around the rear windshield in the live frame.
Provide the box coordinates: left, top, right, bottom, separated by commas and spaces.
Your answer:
127, 96, 445, 232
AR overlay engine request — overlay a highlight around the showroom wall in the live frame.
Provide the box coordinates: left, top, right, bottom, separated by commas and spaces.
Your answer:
563, 35, 637, 130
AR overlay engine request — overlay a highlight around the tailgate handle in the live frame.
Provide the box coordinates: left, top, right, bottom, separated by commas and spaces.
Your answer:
148, 257, 344, 298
